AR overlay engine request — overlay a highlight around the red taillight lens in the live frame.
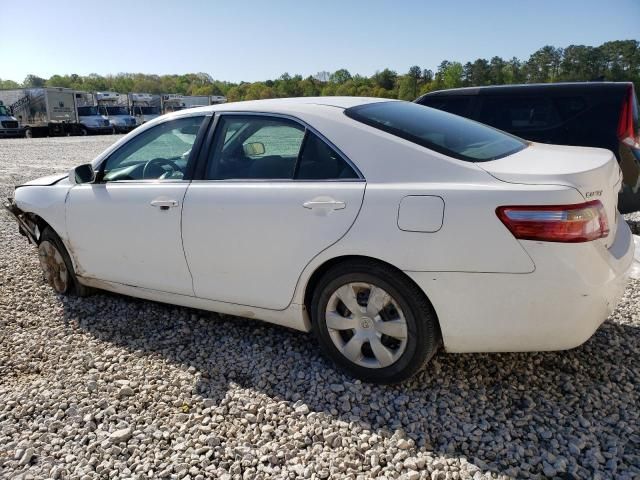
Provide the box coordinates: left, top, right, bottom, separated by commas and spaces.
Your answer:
617, 84, 639, 147
496, 200, 609, 243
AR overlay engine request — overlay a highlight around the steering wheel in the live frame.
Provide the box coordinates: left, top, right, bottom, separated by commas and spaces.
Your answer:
142, 157, 182, 179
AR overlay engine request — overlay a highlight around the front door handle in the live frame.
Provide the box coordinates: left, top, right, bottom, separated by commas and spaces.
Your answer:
303, 199, 346, 210
150, 199, 179, 210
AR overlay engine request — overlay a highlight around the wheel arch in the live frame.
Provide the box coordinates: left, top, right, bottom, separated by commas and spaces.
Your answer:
19, 208, 82, 274
302, 254, 441, 332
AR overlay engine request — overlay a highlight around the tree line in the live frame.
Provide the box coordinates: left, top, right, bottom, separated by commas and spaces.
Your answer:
1, 40, 637, 102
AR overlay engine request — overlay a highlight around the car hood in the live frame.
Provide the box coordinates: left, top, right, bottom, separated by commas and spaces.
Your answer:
18, 173, 68, 187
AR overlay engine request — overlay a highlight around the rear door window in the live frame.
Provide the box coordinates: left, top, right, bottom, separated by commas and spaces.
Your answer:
478, 97, 562, 131
206, 116, 361, 180
346, 101, 526, 162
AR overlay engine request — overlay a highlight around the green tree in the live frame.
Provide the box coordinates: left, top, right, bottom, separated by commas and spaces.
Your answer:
330, 69, 352, 84
0, 78, 20, 89
23, 74, 46, 87
525, 46, 563, 82
373, 69, 397, 90
407, 65, 421, 97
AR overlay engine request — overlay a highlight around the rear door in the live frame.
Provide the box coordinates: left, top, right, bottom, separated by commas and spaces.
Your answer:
182, 113, 366, 310
46, 90, 77, 123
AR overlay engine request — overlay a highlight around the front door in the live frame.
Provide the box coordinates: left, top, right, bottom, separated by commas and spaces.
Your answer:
182, 114, 366, 310
66, 114, 207, 295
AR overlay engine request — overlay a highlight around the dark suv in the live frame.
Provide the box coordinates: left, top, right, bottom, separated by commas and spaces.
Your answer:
416, 82, 640, 213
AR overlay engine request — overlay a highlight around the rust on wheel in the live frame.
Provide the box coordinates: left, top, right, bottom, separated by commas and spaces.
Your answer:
38, 240, 69, 293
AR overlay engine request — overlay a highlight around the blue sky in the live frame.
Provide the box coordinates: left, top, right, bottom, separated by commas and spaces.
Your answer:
1, 0, 638, 83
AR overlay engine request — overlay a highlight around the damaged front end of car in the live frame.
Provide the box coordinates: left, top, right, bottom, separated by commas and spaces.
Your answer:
3, 197, 41, 245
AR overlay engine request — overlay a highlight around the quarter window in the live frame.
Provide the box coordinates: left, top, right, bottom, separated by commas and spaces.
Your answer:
296, 133, 358, 180
101, 115, 205, 181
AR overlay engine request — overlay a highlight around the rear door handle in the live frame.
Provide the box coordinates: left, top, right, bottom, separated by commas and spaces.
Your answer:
303, 199, 346, 210
150, 199, 179, 210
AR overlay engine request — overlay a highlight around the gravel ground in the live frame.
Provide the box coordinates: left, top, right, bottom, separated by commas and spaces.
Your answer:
0, 136, 639, 480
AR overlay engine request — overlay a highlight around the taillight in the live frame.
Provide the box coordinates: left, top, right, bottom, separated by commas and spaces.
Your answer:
496, 200, 609, 243
617, 84, 639, 147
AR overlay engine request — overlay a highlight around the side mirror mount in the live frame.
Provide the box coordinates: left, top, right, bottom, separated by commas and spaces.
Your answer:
69, 164, 95, 184
243, 141, 265, 156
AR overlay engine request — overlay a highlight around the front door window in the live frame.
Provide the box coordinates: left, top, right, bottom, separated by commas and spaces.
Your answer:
101, 115, 205, 181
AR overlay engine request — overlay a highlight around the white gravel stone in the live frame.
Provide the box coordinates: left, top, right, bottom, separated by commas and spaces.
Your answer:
0, 135, 639, 479
109, 428, 133, 444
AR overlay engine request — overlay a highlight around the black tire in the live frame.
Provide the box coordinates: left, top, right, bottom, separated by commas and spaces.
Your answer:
311, 260, 441, 384
24, 128, 33, 139
79, 127, 88, 136
39, 227, 92, 297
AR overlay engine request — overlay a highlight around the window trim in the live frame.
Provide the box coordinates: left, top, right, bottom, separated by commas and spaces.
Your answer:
197, 111, 365, 182
94, 112, 212, 184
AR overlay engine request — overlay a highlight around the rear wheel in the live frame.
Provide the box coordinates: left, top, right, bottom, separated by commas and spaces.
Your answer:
311, 260, 440, 384
38, 228, 91, 296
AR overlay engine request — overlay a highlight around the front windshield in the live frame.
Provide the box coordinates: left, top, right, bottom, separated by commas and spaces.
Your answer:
78, 106, 99, 116
105, 106, 128, 116
0, 105, 10, 116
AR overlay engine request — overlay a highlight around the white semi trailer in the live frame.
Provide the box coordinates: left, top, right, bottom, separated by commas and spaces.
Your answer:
128, 93, 161, 125
160, 94, 226, 114
95, 92, 137, 133
160, 94, 208, 114
74, 92, 114, 135
0, 87, 83, 138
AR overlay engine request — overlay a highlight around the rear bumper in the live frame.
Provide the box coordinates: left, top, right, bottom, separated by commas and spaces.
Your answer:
407, 214, 634, 353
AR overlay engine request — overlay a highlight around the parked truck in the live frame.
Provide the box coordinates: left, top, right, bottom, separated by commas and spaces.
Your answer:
95, 92, 137, 133
160, 94, 213, 114
128, 93, 161, 125
74, 92, 114, 135
0, 87, 83, 138
0, 100, 23, 137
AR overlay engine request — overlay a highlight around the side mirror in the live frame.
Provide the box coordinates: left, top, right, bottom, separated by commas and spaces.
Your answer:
69, 164, 95, 184
243, 141, 265, 156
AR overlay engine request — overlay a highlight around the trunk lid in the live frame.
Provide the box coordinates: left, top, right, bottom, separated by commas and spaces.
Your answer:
479, 142, 622, 247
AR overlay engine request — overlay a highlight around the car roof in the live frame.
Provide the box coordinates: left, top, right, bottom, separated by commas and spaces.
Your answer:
182, 96, 393, 115
419, 82, 632, 98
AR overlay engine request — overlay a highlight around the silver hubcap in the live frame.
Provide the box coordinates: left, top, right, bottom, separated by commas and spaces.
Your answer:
326, 282, 408, 369
38, 241, 68, 293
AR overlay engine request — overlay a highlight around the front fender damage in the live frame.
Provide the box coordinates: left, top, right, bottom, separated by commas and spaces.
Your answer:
3, 197, 40, 244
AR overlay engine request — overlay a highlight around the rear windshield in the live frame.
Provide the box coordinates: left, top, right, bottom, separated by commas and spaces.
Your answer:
345, 101, 527, 162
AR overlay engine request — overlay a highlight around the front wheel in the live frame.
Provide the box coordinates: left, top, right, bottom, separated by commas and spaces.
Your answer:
311, 260, 440, 384
38, 228, 91, 296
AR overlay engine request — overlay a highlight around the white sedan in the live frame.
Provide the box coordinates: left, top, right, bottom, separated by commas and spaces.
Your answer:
4, 97, 635, 383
